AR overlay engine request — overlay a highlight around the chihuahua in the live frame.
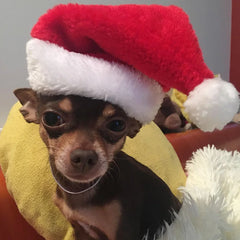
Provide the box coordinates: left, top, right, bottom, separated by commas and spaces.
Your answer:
14, 88, 181, 240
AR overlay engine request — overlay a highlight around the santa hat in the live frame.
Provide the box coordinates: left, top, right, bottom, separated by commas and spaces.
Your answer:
26, 4, 239, 131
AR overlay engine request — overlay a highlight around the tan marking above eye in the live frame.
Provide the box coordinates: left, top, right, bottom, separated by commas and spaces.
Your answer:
102, 104, 116, 118
59, 98, 73, 112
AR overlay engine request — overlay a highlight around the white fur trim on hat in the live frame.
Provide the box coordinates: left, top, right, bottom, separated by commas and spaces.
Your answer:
184, 76, 239, 132
26, 39, 165, 124
145, 146, 240, 240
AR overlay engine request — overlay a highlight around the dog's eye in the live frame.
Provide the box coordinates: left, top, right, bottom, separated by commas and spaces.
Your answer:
107, 119, 126, 132
43, 112, 65, 127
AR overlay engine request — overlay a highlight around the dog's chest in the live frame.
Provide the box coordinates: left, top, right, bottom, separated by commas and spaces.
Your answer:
55, 195, 122, 240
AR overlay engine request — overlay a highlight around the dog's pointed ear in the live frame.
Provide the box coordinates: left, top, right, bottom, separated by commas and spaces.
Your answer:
127, 118, 142, 138
14, 88, 39, 124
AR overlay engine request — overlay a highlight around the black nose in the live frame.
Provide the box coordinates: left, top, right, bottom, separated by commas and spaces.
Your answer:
70, 149, 98, 173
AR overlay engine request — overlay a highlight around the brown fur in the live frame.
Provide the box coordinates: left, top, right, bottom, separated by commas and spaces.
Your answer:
14, 88, 181, 240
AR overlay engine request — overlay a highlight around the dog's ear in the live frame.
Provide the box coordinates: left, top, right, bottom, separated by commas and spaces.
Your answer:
14, 88, 39, 124
127, 118, 142, 138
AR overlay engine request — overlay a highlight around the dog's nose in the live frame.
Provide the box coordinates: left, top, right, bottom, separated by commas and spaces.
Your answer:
70, 149, 98, 172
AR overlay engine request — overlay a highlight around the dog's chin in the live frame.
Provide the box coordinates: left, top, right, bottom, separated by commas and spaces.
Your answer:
50, 161, 108, 194
64, 170, 105, 184
49, 158, 109, 193
59, 160, 108, 183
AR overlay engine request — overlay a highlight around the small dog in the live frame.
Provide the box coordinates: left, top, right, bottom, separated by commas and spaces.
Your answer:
14, 88, 181, 240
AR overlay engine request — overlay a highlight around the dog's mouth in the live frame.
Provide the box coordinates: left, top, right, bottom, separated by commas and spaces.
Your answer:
50, 160, 102, 195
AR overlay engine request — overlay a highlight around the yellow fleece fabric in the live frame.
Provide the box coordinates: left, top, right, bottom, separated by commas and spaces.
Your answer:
0, 102, 186, 240
170, 89, 190, 122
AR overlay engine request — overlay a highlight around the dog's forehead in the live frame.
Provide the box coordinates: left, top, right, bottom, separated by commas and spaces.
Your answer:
58, 96, 125, 117
39, 95, 127, 117
40, 95, 105, 109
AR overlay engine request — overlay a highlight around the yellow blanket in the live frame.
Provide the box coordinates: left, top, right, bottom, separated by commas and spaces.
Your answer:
0, 102, 186, 240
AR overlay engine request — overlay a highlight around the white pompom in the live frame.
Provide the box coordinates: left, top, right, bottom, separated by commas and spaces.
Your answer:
184, 76, 239, 132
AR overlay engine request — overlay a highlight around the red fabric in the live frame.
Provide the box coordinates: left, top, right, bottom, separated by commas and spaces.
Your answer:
166, 123, 240, 168
230, 0, 240, 92
31, 4, 213, 94
0, 169, 44, 240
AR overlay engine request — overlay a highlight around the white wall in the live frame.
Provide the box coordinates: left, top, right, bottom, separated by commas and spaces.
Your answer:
0, 0, 232, 127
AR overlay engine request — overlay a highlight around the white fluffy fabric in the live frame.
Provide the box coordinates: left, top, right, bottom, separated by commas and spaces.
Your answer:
184, 77, 239, 132
150, 146, 240, 240
26, 39, 165, 124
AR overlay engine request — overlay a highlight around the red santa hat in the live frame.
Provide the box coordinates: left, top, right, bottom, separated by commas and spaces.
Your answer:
26, 4, 239, 131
